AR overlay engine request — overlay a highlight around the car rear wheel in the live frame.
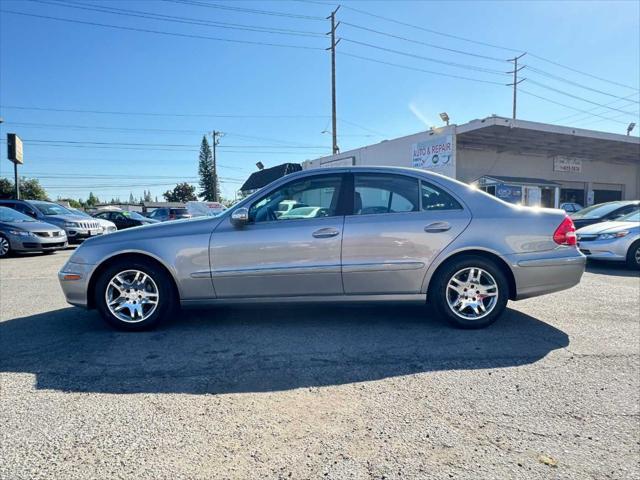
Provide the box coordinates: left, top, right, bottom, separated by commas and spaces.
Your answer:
0, 235, 11, 258
430, 256, 509, 329
94, 259, 177, 331
626, 241, 640, 270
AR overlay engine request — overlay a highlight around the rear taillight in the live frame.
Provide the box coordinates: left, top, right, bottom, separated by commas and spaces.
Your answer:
553, 215, 577, 246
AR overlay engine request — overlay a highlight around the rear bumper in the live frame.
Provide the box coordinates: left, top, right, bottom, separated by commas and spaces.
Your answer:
506, 249, 586, 300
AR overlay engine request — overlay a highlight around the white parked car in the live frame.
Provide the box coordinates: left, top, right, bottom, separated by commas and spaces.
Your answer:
68, 208, 117, 234
576, 210, 640, 269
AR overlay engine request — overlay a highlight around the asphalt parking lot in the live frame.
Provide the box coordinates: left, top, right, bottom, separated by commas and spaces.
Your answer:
1, 249, 638, 480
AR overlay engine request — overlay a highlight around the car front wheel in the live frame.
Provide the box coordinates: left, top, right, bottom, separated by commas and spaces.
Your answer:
431, 256, 509, 329
627, 241, 640, 270
94, 259, 177, 331
0, 235, 11, 258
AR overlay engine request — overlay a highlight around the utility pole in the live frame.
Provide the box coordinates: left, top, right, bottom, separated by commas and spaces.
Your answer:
211, 130, 223, 202
327, 6, 341, 155
507, 53, 527, 120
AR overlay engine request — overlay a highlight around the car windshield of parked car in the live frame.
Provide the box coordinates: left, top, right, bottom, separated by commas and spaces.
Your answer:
69, 208, 91, 218
618, 210, 640, 222
571, 202, 623, 219
122, 211, 147, 221
0, 206, 36, 222
31, 202, 73, 216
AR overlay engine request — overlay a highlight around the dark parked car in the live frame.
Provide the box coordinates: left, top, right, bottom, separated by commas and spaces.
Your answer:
570, 200, 639, 229
147, 207, 192, 222
0, 206, 67, 257
94, 210, 159, 230
0, 199, 102, 242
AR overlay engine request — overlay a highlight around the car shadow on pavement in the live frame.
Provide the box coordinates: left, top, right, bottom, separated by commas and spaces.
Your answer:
586, 261, 640, 278
0, 304, 569, 395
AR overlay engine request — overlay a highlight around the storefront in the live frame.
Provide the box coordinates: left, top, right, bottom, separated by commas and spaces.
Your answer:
303, 116, 639, 207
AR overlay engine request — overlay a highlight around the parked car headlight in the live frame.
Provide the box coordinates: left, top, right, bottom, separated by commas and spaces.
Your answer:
64, 222, 79, 227
9, 230, 35, 237
597, 231, 629, 240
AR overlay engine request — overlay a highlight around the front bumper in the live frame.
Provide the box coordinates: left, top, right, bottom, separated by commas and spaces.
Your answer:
9, 234, 68, 252
58, 261, 95, 307
506, 248, 586, 300
64, 226, 104, 242
578, 239, 628, 262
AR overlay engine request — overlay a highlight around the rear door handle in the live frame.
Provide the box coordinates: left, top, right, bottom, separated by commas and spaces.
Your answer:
312, 227, 340, 238
424, 222, 451, 233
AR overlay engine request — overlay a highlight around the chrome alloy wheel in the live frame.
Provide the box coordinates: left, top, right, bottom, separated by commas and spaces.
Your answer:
446, 267, 499, 320
105, 270, 159, 323
0, 236, 9, 257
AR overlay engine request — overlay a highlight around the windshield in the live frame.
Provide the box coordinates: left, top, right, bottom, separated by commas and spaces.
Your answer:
69, 208, 91, 218
32, 202, 73, 216
122, 211, 147, 221
618, 210, 640, 222
0, 206, 36, 223
571, 202, 624, 219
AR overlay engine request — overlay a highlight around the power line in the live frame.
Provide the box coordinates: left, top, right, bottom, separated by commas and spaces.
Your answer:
30, 0, 326, 38
552, 94, 639, 124
519, 89, 630, 125
338, 51, 507, 86
0, 104, 328, 118
18, 139, 328, 148
340, 21, 507, 63
526, 79, 638, 116
526, 66, 640, 104
0, 10, 325, 51
340, 37, 509, 76
163, 0, 325, 21
323, 1, 639, 91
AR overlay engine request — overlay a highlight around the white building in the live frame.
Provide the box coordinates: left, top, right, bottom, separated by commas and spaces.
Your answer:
303, 116, 640, 208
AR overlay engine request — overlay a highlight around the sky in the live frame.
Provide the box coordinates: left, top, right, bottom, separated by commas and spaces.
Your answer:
1, 0, 638, 202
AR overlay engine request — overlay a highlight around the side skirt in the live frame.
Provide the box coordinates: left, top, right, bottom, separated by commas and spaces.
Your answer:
181, 294, 426, 308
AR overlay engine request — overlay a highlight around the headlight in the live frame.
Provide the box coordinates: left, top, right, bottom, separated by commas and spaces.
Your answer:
64, 222, 79, 227
9, 230, 35, 237
597, 231, 629, 240
59, 230, 67, 236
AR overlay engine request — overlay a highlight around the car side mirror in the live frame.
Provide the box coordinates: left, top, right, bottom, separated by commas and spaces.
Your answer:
230, 207, 249, 227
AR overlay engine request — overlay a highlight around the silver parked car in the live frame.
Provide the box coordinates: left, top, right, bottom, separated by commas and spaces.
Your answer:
59, 167, 585, 331
0, 206, 67, 257
576, 210, 640, 269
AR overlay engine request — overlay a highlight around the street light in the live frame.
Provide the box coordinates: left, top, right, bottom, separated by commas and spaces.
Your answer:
627, 122, 636, 136
439, 112, 450, 126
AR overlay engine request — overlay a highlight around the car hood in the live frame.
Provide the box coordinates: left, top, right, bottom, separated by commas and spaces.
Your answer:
0, 220, 65, 232
577, 220, 640, 234
41, 214, 90, 224
76, 215, 220, 247
93, 218, 116, 228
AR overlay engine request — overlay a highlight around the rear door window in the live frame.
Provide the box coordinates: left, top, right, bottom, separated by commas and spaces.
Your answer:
353, 174, 419, 215
421, 182, 462, 211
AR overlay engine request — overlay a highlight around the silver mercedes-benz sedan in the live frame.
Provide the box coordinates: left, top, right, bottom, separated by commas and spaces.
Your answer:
59, 167, 585, 330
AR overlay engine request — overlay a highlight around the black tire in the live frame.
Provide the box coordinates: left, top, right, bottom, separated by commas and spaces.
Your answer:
42, 250, 56, 255
430, 255, 509, 329
94, 258, 178, 331
626, 241, 640, 270
0, 234, 11, 258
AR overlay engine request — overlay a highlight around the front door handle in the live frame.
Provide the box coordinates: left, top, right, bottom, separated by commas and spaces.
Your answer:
424, 222, 451, 233
312, 227, 340, 238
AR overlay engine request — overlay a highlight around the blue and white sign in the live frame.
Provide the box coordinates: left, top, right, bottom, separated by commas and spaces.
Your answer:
411, 134, 456, 178
495, 184, 523, 204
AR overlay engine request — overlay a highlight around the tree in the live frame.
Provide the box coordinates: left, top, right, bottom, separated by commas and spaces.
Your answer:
0, 177, 48, 200
198, 135, 219, 201
163, 182, 197, 202
57, 197, 82, 208
86, 192, 100, 207
143, 189, 152, 202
